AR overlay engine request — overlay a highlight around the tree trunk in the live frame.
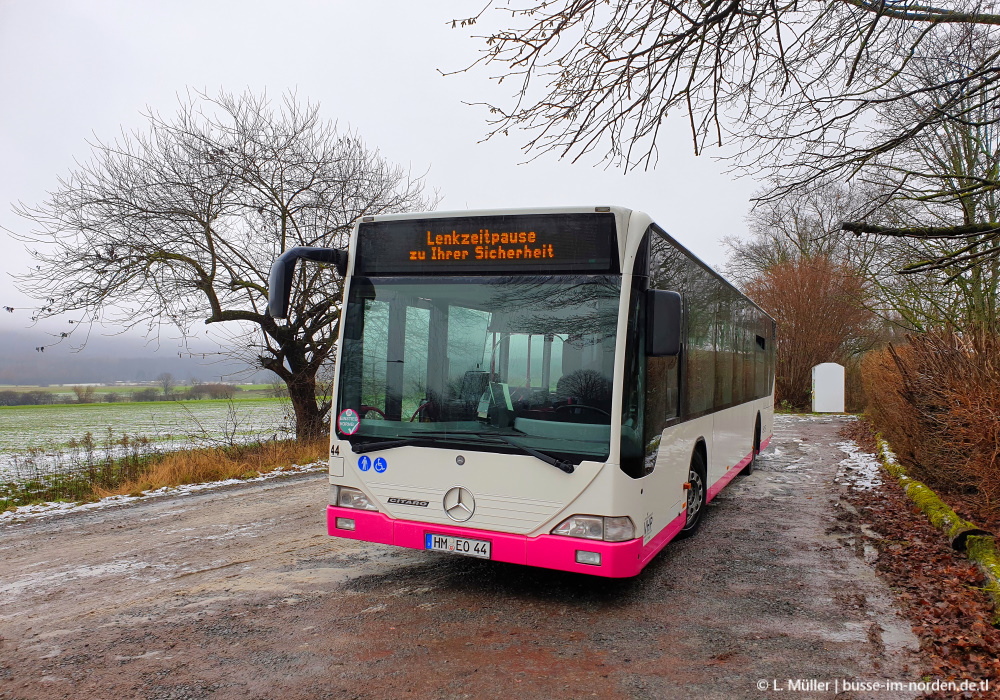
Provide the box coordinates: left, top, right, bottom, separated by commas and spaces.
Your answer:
261, 352, 329, 442
285, 371, 327, 441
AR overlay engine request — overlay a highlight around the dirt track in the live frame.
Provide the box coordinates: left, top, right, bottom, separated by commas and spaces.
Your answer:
0, 415, 922, 699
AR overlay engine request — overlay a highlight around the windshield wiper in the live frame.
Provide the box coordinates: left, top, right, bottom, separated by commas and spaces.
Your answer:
420, 430, 575, 474
351, 438, 423, 453
353, 431, 575, 473
492, 434, 576, 474
351, 432, 491, 453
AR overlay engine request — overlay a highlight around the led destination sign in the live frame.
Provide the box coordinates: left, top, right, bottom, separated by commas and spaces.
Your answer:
421, 229, 552, 262
355, 213, 617, 274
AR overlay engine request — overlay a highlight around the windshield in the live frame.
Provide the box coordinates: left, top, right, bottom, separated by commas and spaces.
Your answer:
336, 275, 621, 463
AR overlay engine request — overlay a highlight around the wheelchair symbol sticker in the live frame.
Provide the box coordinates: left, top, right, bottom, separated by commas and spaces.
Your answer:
373, 457, 388, 474
358, 456, 372, 472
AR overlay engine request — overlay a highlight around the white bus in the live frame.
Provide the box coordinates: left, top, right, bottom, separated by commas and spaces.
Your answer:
268, 207, 775, 577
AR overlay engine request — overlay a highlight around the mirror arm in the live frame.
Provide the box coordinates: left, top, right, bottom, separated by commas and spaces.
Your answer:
267, 246, 349, 319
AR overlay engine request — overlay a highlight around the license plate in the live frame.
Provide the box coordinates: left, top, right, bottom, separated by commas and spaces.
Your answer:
425, 533, 491, 559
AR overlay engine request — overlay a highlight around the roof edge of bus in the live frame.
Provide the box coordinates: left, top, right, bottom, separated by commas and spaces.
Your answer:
349, 206, 774, 324
355, 206, 634, 222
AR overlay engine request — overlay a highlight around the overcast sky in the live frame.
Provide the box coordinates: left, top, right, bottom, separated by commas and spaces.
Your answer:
0, 0, 759, 351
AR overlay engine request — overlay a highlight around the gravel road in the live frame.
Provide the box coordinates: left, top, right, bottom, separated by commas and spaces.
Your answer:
0, 415, 921, 700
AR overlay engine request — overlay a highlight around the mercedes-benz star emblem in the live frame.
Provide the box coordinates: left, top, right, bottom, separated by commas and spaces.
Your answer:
443, 486, 475, 522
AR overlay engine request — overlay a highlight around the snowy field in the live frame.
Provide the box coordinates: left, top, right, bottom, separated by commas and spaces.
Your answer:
0, 399, 295, 480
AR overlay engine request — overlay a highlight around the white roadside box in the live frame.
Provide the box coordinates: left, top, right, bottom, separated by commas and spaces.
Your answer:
812, 362, 845, 413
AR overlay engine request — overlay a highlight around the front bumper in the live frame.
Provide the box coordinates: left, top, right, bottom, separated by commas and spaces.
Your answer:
327, 506, 685, 578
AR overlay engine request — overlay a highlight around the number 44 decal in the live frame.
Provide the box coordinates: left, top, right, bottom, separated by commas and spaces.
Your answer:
331, 444, 341, 456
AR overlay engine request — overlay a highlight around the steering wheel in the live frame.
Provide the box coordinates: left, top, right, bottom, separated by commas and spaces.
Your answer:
555, 404, 611, 419
409, 401, 435, 422
360, 406, 386, 420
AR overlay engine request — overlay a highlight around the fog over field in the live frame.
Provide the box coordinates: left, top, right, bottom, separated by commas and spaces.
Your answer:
0, 330, 267, 386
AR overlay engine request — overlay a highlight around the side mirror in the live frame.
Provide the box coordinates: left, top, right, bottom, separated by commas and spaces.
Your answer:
646, 289, 682, 356
267, 246, 348, 319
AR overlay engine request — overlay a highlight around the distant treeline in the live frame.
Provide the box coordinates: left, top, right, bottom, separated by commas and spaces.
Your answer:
0, 383, 242, 407
0, 391, 57, 406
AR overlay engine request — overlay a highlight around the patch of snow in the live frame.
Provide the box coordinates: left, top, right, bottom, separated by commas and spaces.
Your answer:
878, 440, 903, 471
834, 441, 882, 491
0, 558, 168, 600
775, 413, 858, 423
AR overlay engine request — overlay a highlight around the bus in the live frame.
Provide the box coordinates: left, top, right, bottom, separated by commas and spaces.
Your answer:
268, 206, 775, 577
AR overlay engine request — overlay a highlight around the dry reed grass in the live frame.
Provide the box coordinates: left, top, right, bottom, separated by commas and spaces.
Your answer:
95, 438, 328, 498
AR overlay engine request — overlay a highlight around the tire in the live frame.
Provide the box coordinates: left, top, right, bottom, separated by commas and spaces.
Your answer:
678, 450, 707, 538
744, 415, 762, 476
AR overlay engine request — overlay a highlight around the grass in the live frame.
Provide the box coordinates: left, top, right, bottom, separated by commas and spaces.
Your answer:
2, 437, 328, 512
1, 398, 315, 512
96, 438, 328, 497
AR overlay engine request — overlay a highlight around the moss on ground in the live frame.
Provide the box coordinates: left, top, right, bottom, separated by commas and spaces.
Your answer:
876, 434, 1000, 627
966, 535, 1000, 627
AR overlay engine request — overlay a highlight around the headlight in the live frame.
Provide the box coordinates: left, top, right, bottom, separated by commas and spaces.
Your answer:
552, 515, 604, 540
337, 486, 379, 511
552, 515, 635, 542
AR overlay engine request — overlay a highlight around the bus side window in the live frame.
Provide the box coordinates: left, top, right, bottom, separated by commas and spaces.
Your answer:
659, 355, 679, 420
714, 292, 733, 408
648, 229, 682, 426
731, 304, 745, 406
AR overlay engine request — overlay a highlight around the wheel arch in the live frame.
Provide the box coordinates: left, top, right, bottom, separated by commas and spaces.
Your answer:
692, 438, 708, 473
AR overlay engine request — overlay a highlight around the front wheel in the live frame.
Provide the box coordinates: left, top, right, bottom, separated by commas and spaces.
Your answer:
678, 451, 707, 539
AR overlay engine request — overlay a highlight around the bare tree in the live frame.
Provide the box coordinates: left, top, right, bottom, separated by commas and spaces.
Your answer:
726, 193, 881, 408
14, 90, 436, 439
727, 179, 998, 332
840, 26, 1000, 288
453, 2, 1000, 251
725, 182, 872, 285
156, 372, 175, 398
744, 256, 875, 408
71, 385, 96, 404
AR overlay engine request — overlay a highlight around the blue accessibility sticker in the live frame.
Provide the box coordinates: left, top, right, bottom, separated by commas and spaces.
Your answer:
373, 457, 388, 474
358, 455, 372, 472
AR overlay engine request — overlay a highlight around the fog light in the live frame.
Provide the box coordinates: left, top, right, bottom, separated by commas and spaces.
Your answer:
575, 550, 601, 566
335, 517, 356, 531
